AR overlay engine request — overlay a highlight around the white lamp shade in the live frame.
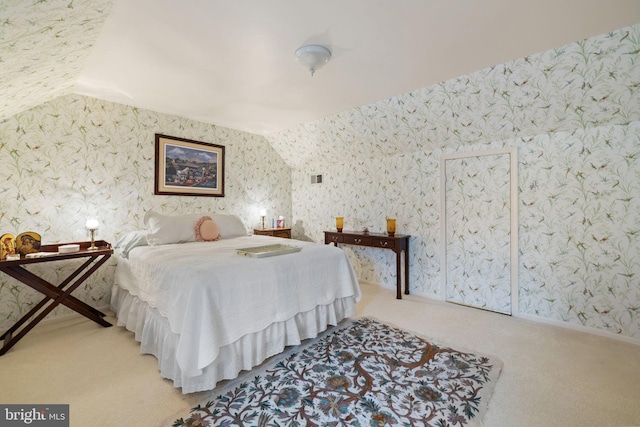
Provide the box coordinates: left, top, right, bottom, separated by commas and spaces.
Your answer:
260, 209, 267, 217
85, 218, 99, 230
294, 45, 331, 76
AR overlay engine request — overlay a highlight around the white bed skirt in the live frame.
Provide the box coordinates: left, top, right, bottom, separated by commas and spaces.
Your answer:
110, 284, 355, 393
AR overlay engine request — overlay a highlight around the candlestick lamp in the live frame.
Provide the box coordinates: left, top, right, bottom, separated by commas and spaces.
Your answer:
86, 218, 99, 250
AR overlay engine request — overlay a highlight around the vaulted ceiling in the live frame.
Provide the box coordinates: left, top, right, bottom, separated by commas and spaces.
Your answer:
1, 0, 638, 135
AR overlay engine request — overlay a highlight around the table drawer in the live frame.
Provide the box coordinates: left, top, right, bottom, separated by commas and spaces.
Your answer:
344, 235, 371, 246
326, 234, 344, 244
371, 237, 396, 249
272, 230, 291, 238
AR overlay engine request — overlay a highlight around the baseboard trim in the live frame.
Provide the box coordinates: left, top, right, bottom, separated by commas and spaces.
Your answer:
516, 312, 640, 346
359, 280, 640, 346
359, 280, 441, 301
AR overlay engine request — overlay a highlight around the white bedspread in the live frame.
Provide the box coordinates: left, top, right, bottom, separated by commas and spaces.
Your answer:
115, 235, 360, 377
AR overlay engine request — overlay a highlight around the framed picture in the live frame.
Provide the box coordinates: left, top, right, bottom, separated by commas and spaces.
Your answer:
154, 134, 225, 197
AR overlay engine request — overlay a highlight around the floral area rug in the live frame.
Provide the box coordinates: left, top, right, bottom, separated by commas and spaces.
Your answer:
173, 317, 502, 426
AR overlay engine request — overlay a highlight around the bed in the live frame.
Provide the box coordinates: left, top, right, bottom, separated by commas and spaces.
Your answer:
110, 211, 361, 393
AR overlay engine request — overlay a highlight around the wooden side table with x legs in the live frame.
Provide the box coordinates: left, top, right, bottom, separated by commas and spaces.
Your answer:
0, 240, 113, 355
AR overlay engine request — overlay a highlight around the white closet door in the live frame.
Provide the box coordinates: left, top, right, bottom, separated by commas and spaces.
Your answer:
441, 149, 518, 315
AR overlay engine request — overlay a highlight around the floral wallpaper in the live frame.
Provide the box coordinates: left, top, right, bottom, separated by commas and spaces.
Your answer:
0, 94, 291, 332
274, 25, 640, 340
519, 124, 640, 337
0, 0, 112, 120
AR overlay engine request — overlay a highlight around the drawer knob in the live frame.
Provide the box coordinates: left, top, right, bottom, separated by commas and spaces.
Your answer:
379, 241, 388, 247
354, 238, 362, 244
331, 236, 339, 242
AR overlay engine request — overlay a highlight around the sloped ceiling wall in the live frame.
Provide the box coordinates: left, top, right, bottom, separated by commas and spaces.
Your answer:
0, 0, 113, 120
268, 24, 640, 169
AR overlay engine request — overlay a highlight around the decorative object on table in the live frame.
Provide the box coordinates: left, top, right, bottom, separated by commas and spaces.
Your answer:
259, 209, 266, 229
386, 217, 396, 236
15, 232, 41, 256
86, 218, 99, 250
335, 216, 344, 232
1, 233, 16, 260
362, 226, 369, 234
237, 244, 301, 258
58, 244, 80, 253
174, 317, 501, 427
154, 134, 225, 197
276, 216, 285, 228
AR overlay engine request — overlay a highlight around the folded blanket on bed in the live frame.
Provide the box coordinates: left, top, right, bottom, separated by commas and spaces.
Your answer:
115, 235, 361, 376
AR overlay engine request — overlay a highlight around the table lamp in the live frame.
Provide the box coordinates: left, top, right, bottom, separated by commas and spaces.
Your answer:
86, 218, 99, 250
260, 209, 267, 229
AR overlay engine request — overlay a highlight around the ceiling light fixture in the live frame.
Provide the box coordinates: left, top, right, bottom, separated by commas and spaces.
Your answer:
294, 45, 331, 76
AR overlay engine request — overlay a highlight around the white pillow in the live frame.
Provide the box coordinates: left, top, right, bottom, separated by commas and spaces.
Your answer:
114, 230, 148, 258
144, 211, 202, 246
211, 213, 247, 238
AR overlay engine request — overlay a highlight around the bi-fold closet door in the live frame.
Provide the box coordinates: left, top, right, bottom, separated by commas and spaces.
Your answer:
440, 148, 518, 315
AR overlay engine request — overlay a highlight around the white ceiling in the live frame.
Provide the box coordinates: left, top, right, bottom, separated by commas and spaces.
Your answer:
73, 0, 640, 135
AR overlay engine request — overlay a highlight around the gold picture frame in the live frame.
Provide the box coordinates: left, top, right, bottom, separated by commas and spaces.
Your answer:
154, 134, 225, 197
16, 231, 41, 256
1, 233, 16, 260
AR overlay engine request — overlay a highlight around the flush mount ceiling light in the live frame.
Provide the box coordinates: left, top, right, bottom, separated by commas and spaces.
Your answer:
294, 45, 331, 76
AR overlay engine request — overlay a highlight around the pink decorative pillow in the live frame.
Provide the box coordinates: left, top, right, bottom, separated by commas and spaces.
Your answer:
195, 216, 220, 242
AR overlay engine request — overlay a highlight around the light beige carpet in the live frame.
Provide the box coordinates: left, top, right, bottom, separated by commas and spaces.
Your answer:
0, 282, 639, 427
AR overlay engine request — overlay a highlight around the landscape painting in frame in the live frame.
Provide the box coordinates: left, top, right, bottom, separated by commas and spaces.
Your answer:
154, 134, 225, 197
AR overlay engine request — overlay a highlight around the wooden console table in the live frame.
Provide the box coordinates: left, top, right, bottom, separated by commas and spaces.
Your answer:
324, 230, 410, 299
253, 227, 291, 238
0, 240, 113, 355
